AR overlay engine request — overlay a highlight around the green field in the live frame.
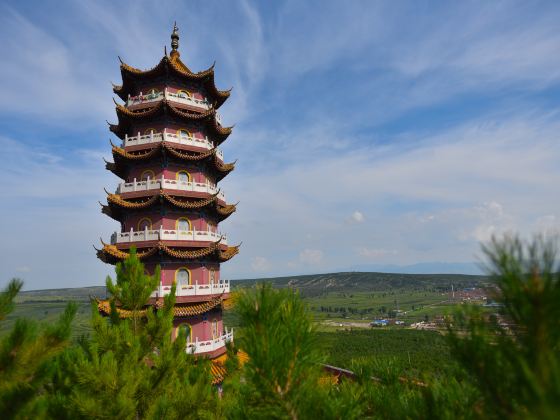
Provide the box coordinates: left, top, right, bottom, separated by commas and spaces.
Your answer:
0, 286, 106, 337
237, 271, 487, 325
316, 329, 458, 378
307, 289, 453, 323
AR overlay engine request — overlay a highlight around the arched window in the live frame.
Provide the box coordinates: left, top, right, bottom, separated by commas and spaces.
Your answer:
178, 128, 192, 139
140, 170, 155, 181
175, 267, 191, 288
144, 128, 157, 135
177, 89, 192, 99
176, 170, 191, 183
137, 217, 152, 231
176, 323, 192, 342
209, 268, 217, 284
176, 217, 191, 232
212, 319, 219, 339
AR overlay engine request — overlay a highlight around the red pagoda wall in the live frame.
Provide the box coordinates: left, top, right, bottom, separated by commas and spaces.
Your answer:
127, 166, 209, 183
145, 263, 221, 286
172, 313, 223, 341
122, 213, 218, 232
127, 123, 210, 140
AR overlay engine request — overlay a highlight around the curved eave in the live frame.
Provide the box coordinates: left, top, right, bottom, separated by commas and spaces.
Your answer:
96, 294, 224, 318
113, 144, 161, 160
115, 55, 230, 108
163, 145, 235, 180
109, 101, 232, 144
102, 192, 236, 222
167, 103, 232, 144
213, 155, 235, 181
96, 243, 159, 264
113, 56, 169, 101
116, 100, 214, 120
104, 160, 125, 179
106, 145, 233, 181
96, 242, 239, 264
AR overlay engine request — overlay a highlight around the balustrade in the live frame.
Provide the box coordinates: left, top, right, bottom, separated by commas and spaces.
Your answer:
151, 279, 230, 298
121, 130, 224, 161
126, 88, 211, 110
111, 226, 227, 245
185, 330, 234, 355
116, 176, 225, 201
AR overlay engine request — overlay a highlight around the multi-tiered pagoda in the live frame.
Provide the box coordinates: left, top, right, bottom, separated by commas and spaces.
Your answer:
97, 24, 238, 359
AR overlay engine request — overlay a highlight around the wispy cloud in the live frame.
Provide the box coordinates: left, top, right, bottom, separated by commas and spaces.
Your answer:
221, 111, 560, 278
1, 0, 559, 286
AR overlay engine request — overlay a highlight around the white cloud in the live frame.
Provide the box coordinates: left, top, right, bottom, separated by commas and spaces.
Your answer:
222, 112, 560, 278
0, 135, 115, 290
299, 249, 323, 265
350, 211, 365, 223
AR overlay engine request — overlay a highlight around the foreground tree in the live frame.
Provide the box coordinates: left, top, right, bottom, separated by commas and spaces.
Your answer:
448, 235, 560, 418
4, 235, 560, 419
224, 283, 365, 419
48, 248, 221, 419
0, 278, 76, 418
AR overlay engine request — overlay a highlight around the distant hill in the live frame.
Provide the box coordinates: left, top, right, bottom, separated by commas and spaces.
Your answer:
233, 271, 488, 297
16, 286, 107, 303
349, 262, 483, 275
15, 272, 488, 301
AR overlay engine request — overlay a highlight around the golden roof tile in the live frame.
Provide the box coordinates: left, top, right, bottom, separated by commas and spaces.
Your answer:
96, 295, 224, 318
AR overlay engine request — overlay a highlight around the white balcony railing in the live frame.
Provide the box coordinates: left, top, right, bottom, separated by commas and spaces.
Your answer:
116, 176, 225, 201
121, 130, 224, 161
151, 280, 230, 298
111, 227, 227, 245
186, 330, 234, 355
126, 88, 211, 110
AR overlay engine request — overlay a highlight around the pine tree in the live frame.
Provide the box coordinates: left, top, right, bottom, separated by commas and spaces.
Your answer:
0, 278, 77, 418
105, 247, 161, 335
0, 278, 22, 321
225, 283, 363, 419
447, 235, 560, 418
47, 247, 221, 419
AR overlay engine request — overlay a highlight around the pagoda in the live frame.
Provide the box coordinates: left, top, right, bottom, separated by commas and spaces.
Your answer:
96, 24, 239, 359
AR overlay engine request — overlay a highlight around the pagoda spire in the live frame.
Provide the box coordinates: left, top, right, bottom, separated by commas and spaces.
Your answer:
171, 22, 179, 55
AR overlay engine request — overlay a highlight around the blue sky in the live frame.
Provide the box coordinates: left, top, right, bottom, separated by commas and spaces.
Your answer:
1, 0, 560, 290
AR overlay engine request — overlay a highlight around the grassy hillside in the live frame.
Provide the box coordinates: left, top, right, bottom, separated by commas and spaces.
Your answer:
0, 286, 108, 337
235, 271, 487, 297
236, 271, 488, 324
16, 286, 107, 302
